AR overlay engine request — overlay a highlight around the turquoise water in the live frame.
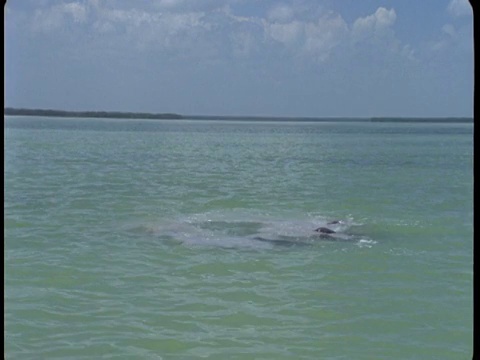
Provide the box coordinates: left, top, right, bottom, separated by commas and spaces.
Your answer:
5, 117, 473, 359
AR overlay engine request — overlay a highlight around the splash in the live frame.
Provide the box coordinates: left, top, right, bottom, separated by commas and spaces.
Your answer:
135, 210, 373, 249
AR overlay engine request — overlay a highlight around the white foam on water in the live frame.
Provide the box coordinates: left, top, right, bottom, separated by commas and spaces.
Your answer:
135, 210, 372, 249
356, 239, 378, 248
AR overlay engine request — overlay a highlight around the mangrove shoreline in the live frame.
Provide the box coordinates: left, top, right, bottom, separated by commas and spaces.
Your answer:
4, 108, 473, 123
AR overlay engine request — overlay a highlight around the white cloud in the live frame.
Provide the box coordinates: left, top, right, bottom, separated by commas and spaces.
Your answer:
267, 4, 294, 23
442, 23, 456, 37
447, 0, 472, 17
88, 5, 210, 52
32, 7, 64, 32
31, 1, 88, 32
303, 13, 348, 61
63, 2, 88, 23
352, 7, 396, 40
429, 22, 472, 53
26, 2, 413, 65
93, 20, 115, 33
265, 20, 303, 45
350, 7, 417, 63
264, 10, 348, 62
156, 0, 184, 8
153, 0, 228, 13
400, 44, 415, 61
231, 31, 255, 57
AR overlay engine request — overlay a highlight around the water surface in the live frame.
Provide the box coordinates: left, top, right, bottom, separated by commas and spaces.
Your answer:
5, 116, 473, 359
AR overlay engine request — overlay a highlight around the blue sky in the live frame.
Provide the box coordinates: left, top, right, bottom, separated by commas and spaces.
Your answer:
4, 0, 473, 117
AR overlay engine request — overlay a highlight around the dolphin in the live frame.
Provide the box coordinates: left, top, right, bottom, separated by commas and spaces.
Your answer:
314, 227, 336, 234
250, 221, 350, 246
327, 220, 341, 225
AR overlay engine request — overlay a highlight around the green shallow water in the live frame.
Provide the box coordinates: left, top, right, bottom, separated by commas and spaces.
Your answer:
5, 117, 473, 359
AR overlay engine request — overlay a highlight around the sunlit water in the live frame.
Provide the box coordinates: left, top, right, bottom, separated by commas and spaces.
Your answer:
5, 117, 473, 359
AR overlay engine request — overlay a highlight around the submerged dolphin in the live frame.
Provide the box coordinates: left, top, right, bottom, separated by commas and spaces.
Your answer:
252, 223, 343, 246
252, 236, 309, 247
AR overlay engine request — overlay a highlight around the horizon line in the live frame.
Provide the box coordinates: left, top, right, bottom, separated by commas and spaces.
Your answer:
4, 107, 473, 122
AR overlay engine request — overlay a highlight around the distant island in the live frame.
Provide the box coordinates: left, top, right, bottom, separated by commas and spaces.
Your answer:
4, 107, 183, 120
4, 107, 473, 123
370, 117, 473, 123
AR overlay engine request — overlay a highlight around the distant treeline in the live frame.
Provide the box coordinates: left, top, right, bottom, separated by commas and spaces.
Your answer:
4, 107, 183, 120
4, 108, 473, 123
370, 117, 473, 123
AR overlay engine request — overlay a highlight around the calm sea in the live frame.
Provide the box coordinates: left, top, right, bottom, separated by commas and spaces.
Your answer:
4, 116, 473, 359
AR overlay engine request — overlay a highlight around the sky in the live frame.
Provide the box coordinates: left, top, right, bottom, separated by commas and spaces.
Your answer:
4, 0, 474, 117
